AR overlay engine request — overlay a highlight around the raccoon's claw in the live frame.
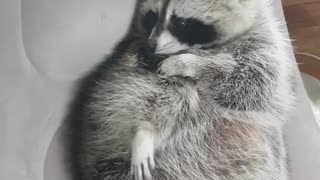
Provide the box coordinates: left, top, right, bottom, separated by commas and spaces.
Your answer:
131, 131, 155, 180
131, 157, 154, 180
157, 68, 165, 76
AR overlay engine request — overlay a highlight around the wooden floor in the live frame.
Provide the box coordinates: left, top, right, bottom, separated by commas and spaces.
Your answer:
282, 0, 320, 79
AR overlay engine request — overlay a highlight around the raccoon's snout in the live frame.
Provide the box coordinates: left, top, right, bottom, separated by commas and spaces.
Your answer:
148, 38, 157, 53
136, 39, 168, 72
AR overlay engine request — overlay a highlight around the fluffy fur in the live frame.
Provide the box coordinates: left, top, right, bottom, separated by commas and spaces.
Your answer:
68, 0, 296, 180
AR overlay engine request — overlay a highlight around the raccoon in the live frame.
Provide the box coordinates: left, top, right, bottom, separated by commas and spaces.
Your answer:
68, 0, 295, 180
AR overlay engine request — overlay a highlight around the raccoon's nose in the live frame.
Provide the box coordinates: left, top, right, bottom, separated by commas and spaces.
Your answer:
148, 39, 157, 53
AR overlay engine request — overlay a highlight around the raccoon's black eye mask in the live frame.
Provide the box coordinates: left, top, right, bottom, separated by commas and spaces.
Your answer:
169, 14, 217, 46
143, 10, 159, 36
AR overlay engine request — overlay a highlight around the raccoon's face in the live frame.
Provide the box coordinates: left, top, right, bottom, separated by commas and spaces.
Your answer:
142, 0, 258, 55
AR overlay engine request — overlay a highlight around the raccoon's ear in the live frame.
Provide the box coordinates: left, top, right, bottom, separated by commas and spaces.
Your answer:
141, 9, 158, 36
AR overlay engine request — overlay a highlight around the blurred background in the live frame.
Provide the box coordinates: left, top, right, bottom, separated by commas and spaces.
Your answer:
282, 0, 320, 126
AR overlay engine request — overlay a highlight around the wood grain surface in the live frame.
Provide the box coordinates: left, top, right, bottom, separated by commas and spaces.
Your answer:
282, 0, 320, 79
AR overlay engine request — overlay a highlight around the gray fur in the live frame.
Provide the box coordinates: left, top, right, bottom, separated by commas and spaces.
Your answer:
70, 0, 296, 180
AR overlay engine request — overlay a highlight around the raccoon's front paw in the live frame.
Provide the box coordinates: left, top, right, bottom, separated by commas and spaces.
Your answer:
157, 54, 198, 78
131, 131, 155, 180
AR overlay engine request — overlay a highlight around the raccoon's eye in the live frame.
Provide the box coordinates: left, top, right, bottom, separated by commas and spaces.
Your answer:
143, 10, 159, 36
169, 14, 216, 46
171, 15, 187, 30
176, 19, 186, 27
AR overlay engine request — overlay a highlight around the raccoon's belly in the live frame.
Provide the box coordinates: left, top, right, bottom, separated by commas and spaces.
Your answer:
152, 120, 281, 180
80, 119, 284, 180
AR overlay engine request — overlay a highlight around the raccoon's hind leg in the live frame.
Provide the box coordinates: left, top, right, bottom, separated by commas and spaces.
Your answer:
131, 121, 155, 180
